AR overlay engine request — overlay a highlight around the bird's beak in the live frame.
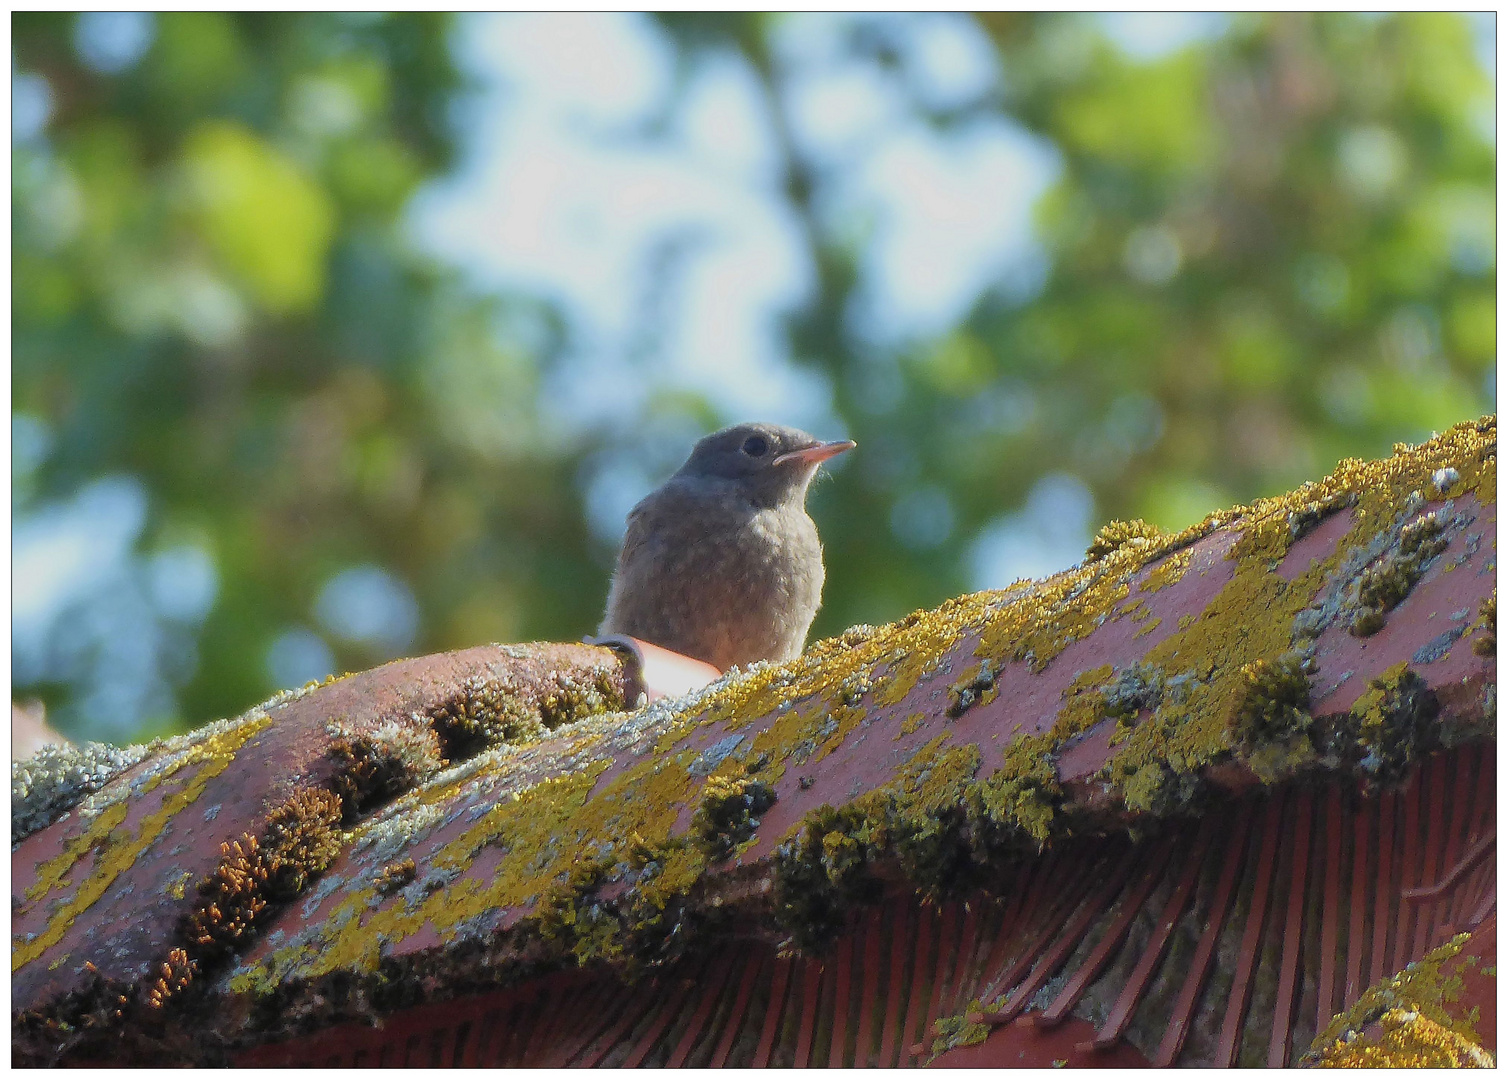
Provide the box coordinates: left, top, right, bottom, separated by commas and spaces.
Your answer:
774, 439, 856, 467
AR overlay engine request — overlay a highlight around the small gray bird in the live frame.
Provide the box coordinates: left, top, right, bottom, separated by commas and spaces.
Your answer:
598, 422, 855, 671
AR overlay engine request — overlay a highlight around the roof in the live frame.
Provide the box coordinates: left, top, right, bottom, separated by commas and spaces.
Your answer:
12, 416, 1497, 1065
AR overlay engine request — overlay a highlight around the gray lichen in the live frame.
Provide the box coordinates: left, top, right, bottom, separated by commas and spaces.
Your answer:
12, 741, 152, 845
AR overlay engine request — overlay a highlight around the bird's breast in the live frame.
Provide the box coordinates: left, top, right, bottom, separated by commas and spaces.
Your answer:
603, 488, 826, 670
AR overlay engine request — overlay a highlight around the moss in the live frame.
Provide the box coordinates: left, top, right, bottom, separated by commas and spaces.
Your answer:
534, 855, 619, 962
1349, 512, 1450, 637
533, 838, 704, 977
691, 776, 777, 859
13, 960, 138, 1059
771, 802, 883, 951
888, 742, 987, 895
772, 740, 1003, 951
970, 737, 1061, 845
146, 949, 197, 1011
1341, 663, 1439, 785
1224, 654, 1313, 782
162, 417, 1496, 1016
426, 669, 625, 760
183, 789, 344, 964
257, 789, 346, 900
326, 720, 439, 822
1120, 759, 1204, 815
14, 715, 271, 971
126, 786, 347, 1024
1471, 593, 1495, 656
1306, 932, 1491, 1067
182, 835, 274, 964
1075, 419, 1491, 818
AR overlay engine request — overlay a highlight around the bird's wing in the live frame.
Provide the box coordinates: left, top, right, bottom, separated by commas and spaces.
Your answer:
618, 499, 659, 566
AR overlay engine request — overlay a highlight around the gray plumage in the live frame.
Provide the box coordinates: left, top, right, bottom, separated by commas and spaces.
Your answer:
598, 422, 854, 671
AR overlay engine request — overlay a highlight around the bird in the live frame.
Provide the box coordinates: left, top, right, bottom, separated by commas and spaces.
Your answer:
597, 422, 855, 672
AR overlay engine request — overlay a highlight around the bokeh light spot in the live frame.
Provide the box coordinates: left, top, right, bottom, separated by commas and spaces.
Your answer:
314, 565, 420, 655
74, 11, 156, 75
265, 628, 337, 690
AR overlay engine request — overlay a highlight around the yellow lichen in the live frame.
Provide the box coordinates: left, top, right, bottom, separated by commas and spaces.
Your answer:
1140, 548, 1193, 593
1308, 932, 1492, 1067
896, 711, 926, 738
1312, 1008, 1494, 1068
927, 1006, 990, 1061
14, 716, 271, 971
1086, 518, 1166, 562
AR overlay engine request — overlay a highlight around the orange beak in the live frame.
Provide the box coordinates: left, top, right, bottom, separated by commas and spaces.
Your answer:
774, 439, 856, 467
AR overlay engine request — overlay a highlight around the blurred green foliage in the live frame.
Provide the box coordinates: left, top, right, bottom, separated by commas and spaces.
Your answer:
14, 13, 603, 738
13, 13, 1494, 741
659, 12, 1494, 630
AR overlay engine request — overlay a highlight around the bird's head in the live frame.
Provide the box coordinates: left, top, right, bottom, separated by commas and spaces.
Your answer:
676, 422, 855, 508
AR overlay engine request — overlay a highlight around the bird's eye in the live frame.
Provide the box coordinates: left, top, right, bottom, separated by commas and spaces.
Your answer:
741, 435, 769, 457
